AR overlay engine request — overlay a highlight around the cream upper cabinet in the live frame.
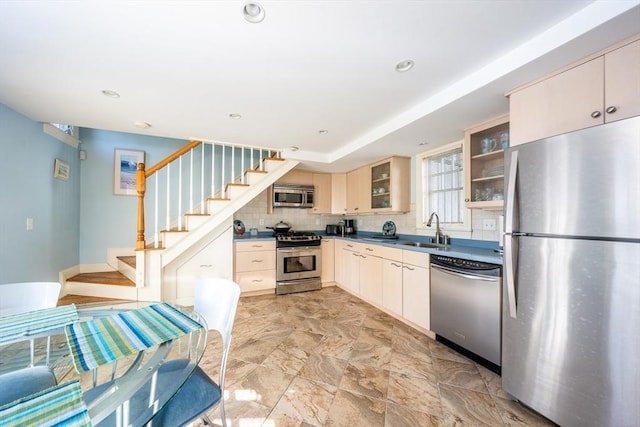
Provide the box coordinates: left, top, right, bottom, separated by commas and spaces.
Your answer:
464, 114, 509, 210
509, 38, 640, 146
277, 169, 313, 185
331, 173, 347, 214
311, 173, 332, 214
346, 166, 370, 214
370, 156, 410, 213
605, 39, 640, 122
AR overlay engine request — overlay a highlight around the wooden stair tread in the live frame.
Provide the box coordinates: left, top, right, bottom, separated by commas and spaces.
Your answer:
68, 271, 135, 287
117, 255, 136, 268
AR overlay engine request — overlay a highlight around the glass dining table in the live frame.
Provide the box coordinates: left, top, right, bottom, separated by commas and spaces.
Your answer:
0, 301, 208, 426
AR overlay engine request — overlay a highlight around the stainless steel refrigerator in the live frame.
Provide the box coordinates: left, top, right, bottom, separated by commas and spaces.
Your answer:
502, 116, 640, 427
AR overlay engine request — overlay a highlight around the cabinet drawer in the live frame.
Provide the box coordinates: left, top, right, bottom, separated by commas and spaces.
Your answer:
378, 246, 403, 262
235, 240, 275, 252
235, 250, 276, 272
359, 243, 386, 258
235, 270, 276, 292
402, 250, 429, 268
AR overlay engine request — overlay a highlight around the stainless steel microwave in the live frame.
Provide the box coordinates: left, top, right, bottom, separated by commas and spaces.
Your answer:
272, 184, 314, 208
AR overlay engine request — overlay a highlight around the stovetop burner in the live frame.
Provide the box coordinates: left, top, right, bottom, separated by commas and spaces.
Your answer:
275, 230, 321, 246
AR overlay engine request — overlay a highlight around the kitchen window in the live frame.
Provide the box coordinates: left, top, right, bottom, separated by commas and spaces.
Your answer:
416, 141, 470, 233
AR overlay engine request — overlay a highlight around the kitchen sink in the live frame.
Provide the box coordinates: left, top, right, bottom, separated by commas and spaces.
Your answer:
397, 241, 446, 249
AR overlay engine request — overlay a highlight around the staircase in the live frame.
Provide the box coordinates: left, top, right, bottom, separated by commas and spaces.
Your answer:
65, 141, 298, 303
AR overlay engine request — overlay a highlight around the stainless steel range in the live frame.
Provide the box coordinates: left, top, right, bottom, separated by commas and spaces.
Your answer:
275, 231, 322, 295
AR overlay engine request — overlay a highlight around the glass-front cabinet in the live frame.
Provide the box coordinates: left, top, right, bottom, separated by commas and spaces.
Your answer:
464, 114, 509, 209
370, 156, 410, 213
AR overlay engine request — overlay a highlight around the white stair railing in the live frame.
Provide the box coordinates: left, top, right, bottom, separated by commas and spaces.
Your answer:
136, 141, 280, 250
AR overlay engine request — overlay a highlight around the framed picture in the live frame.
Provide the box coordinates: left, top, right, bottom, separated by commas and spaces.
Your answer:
53, 159, 70, 181
114, 149, 144, 196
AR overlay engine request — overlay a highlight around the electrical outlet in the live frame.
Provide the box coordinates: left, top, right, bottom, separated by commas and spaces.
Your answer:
26, 217, 34, 230
259, 218, 265, 226
315, 218, 320, 225
482, 219, 496, 231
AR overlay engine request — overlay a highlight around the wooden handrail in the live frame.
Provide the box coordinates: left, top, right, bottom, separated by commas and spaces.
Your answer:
145, 140, 202, 177
136, 163, 147, 250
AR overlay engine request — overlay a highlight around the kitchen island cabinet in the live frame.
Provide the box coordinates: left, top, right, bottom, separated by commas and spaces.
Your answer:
509, 37, 640, 146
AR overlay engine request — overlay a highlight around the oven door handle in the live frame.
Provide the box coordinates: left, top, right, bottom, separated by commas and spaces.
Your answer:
277, 246, 319, 253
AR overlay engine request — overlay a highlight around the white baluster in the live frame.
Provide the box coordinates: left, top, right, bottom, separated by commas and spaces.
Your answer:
201, 143, 205, 213
178, 156, 183, 230
221, 144, 226, 197
154, 174, 159, 248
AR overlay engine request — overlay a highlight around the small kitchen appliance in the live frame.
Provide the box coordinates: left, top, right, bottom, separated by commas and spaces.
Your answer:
342, 219, 356, 235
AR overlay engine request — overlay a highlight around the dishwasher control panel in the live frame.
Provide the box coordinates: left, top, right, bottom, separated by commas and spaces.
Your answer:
430, 254, 500, 273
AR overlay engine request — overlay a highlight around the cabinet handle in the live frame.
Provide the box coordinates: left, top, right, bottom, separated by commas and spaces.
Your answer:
251, 244, 263, 248
391, 262, 401, 267
252, 259, 263, 263
199, 264, 212, 268
605, 106, 617, 114
464, 198, 470, 202
347, 244, 354, 248
365, 247, 374, 252
251, 279, 263, 282
590, 110, 602, 118
403, 265, 415, 271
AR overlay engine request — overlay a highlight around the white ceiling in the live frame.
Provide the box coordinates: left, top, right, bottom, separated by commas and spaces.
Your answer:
1, 1, 639, 172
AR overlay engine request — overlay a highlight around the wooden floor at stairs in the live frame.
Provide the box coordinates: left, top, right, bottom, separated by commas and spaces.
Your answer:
67, 271, 135, 287
57, 294, 123, 305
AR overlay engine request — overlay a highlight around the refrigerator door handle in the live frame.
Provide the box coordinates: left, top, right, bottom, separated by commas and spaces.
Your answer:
504, 235, 517, 318
505, 150, 518, 234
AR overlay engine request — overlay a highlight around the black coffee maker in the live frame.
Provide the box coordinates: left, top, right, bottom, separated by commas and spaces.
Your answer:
342, 219, 356, 235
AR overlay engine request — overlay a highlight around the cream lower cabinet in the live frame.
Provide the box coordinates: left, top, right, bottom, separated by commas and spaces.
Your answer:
401, 250, 430, 331
234, 240, 276, 292
321, 239, 335, 283
381, 249, 403, 317
358, 248, 383, 306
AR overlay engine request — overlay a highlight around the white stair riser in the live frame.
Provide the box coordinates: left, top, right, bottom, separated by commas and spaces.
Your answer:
244, 171, 267, 186
207, 199, 230, 214
226, 185, 248, 199
162, 231, 187, 248
263, 159, 285, 173
185, 215, 209, 230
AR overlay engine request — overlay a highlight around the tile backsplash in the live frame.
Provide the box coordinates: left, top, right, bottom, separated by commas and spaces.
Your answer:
234, 189, 502, 242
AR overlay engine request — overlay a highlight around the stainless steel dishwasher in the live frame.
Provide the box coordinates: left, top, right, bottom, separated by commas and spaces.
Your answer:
430, 254, 502, 372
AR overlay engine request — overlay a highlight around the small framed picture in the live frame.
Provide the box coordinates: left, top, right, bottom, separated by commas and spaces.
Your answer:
53, 159, 70, 181
114, 149, 144, 196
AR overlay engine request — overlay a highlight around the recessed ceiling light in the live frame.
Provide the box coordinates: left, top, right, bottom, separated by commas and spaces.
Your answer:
101, 89, 120, 98
318, 130, 328, 135
242, 2, 265, 23
134, 121, 151, 129
229, 113, 242, 119
395, 60, 415, 72
289, 146, 299, 151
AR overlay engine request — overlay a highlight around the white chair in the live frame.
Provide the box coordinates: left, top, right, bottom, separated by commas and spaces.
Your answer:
0, 282, 61, 316
152, 278, 241, 426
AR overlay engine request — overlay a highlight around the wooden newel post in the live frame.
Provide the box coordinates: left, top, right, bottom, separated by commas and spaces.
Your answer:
136, 163, 146, 250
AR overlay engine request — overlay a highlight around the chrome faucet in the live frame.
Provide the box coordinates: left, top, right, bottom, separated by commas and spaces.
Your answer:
426, 211, 447, 245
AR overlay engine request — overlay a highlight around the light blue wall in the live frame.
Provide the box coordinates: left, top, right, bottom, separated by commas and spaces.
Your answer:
0, 103, 80, 282
78, 129, 186, 263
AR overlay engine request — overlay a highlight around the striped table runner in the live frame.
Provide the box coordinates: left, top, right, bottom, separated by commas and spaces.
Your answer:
65, 303, 203, 372
0, 380, 91, 427
0, 305, 78, 344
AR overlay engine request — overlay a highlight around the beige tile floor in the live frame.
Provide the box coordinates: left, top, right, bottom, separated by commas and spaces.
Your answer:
197, 286, 555, 427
